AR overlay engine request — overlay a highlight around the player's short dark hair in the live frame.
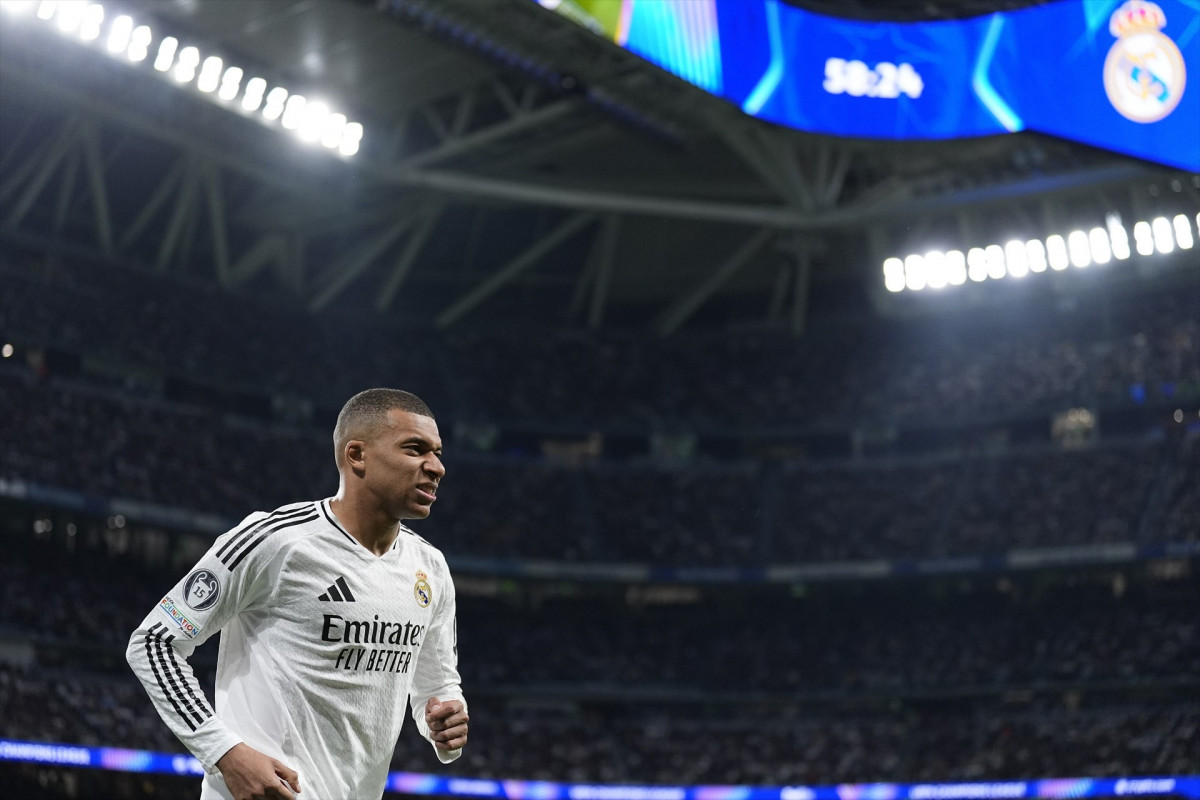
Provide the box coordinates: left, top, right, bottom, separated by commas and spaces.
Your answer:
333, 388, 435, 464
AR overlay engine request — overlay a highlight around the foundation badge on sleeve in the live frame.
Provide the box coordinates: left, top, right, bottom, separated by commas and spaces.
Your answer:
414, 570, 432, 608
1103, 0, 1187, 123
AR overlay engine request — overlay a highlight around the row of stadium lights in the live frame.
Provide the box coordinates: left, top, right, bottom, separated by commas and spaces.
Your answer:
884, 213, 1197, 293
3, 1, 364, 157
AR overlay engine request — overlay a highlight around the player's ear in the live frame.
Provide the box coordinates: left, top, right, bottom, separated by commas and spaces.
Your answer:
344, 440, 367, 475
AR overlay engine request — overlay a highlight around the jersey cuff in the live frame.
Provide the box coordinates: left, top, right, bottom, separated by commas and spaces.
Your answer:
188, 719, 245, 775
435, 745, 463, 764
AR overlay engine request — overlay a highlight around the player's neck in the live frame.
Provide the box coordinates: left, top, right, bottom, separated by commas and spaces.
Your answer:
328, 495, 400, 557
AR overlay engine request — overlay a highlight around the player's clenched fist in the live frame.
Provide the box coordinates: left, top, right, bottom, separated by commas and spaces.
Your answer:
425, 696, 469, 751
217, 742, 302, 800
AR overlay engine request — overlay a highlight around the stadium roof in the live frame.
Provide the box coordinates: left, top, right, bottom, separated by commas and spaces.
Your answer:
0, 0, 1193, 332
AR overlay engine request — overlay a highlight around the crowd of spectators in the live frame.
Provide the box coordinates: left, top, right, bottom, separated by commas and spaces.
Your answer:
3, 367, 1195, 565
1162, 434, 1200, 543
2, 662, 1196, 786
0, 368, 334, 519
411, 701, 1200, 784
947, 444, 1161, 552
2, 250, 1197, 433
3, 522, 1197, 698
0, 254, 450, 413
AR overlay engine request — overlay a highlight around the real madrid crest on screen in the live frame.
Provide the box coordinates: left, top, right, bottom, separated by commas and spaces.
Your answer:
183, 569, 221, 611
414, 570, 432, 608
1104, 0, 1187, 123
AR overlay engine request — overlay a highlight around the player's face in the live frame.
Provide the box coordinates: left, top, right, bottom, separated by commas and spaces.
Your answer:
362, 409, 445, 520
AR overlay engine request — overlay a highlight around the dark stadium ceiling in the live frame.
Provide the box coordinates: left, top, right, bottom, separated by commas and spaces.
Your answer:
0, 0, 1194, 333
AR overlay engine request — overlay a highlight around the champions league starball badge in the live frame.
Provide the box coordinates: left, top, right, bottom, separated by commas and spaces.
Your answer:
414, 570, 432, 608
1103, 0, 1187, 123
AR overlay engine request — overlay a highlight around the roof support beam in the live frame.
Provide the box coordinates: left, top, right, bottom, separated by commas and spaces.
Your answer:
656, 228, 773, 336
0, 118, 73, 207
4, 119, 79, 229
588, 214, 619, 330
79, 120, 114, 257
755, 129, 818, 211
765, 260, 791, 324
712, 121, 806, 208
120, 158, 186, 253
404, 169, 808, 227
789, 240, 811, 337
394, 99, 579, 170
0, 110, 39, 176
437, 211, 597, 328
230, 233, 286, 286
203, 167, 231, 287
156, 163, 200, 271
394, 161, 1153, 229
310, 215, 416, 311
52, 149, 81, 234
376, 200, 446, 311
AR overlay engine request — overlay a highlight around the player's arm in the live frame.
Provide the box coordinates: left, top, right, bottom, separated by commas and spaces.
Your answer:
409, 557, 468, 762
125, 508, 304, 795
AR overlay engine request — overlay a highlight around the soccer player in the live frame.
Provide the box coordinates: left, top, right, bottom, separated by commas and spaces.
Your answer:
127, 389, 468, 800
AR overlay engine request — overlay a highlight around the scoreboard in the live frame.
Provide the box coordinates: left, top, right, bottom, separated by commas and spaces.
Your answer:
538, 0, 1200, 172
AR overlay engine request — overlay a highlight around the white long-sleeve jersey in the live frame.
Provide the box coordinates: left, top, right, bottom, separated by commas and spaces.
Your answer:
127, 499, 466, 800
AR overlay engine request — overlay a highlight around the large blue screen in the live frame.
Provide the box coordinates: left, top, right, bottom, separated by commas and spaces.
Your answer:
540, 0, 1200, 171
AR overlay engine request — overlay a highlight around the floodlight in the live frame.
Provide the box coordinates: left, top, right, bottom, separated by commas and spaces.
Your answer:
1046, 235, 1068, 270
1133, 221, 1154, 256
1025, 239, 1047, 272
1004, 240, 1027, 277
1151, 217, 1174, 253
107, 14, 131, 52
925, 252, 948, 288
281, 94, 307, 130
79, 3, 103, 40
985, 244, 1005, 279
174, 46, 199, 83
197, 56, 223, 93
55, 0, 85, 32
1067, 230, 1090, 267
339, 122, 363, 156
127, 24, 150, 62
920, 251, 946, 288
242, 77, 267, 111
1089, 227, 1111, 264
1107, 214, 1130, 260
1173, 215, 1194, 249
967, 247, 988, 281
297, 100, 329, 142
904, 254, 926, 290
321, 113, 347, 149
883, 258, 905, 292
218, 66, 243, 101
154, 36, 177, 71
943, 250, 966, 285
17, 0, 365, 160
263, 87, 289, 121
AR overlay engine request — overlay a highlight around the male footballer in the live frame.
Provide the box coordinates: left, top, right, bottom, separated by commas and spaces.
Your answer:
127, 388, 468, 799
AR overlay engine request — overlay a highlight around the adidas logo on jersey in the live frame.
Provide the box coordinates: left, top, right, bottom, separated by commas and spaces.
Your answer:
318, 576, 356, 602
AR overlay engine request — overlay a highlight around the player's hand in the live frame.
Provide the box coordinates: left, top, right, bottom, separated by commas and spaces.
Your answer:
216, 742, 301, 800
425, 697, 469, 751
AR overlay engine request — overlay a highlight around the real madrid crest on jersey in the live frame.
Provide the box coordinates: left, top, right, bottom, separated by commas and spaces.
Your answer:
414, 570, 432, 608
1103, 0, 1187, 123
